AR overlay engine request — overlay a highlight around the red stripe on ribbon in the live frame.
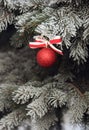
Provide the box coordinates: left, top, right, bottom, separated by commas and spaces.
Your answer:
50, 38, 62, 44
30, 43, 46, 48
29, 36, 63, 55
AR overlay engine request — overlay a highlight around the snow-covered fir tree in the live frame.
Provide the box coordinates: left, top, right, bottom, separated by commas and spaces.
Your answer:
0, 0, 89, 130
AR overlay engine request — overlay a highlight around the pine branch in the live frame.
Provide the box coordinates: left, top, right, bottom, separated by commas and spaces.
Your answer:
69, 40, 88, 64
12, 9, 51, 47
69, 94, 88, 123
53, 73, 89, 123
36, 7, 83, 43
2, 0, 54, 13
13, 82, 43, 104
68, 83, 84, 97
65, 84, 89, 123
48, 88, 68, 108
27, 96, 48, 119
0, 6, 15, 32
3, 0, 34, 13
15, 10, 50, 34
10, 31, 29, 48
31, 111, 57, 130
54, 71, 75, 84
83, 18, 89, 41
0, 108, 26, 130
84, 92, 89, 107
0, 84, 17, 111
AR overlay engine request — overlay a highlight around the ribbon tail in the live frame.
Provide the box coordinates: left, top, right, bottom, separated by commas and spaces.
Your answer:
48, 42, 63, 55
50, 36, 62, 44
29, 42, 46, 48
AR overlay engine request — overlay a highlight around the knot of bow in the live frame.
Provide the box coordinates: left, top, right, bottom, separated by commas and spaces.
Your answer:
29, 35, 63, 55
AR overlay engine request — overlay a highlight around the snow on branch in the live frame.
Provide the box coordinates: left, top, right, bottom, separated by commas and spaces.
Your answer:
69, 40, 88, 64
0, 109, 26, 130
48, 88, 68, 108
0, 84, 17, 111
15, 9, 50, 33
3, 0, 34, 13
83, 18, 89, 41
36, 8, 83, 46
27, 96, 48, 119
13, 82, 43, 104
0, 6, 15, 32
69, 93, 88, 123
31, 111, 57, 130
2, 0, 53, 13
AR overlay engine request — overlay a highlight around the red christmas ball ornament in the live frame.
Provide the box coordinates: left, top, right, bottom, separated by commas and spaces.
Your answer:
36, 48, 57, 67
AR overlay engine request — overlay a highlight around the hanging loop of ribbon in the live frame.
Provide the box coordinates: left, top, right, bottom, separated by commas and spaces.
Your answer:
29, 35, 63, 55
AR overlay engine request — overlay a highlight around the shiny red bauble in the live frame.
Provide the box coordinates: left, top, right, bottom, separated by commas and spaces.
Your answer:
36, 48, 57, 67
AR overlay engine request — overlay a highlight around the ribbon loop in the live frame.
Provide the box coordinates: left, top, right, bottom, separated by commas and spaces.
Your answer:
29, 35, 63, 55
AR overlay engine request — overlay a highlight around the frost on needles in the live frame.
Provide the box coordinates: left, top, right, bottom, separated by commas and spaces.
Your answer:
0, 0, 89, 130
